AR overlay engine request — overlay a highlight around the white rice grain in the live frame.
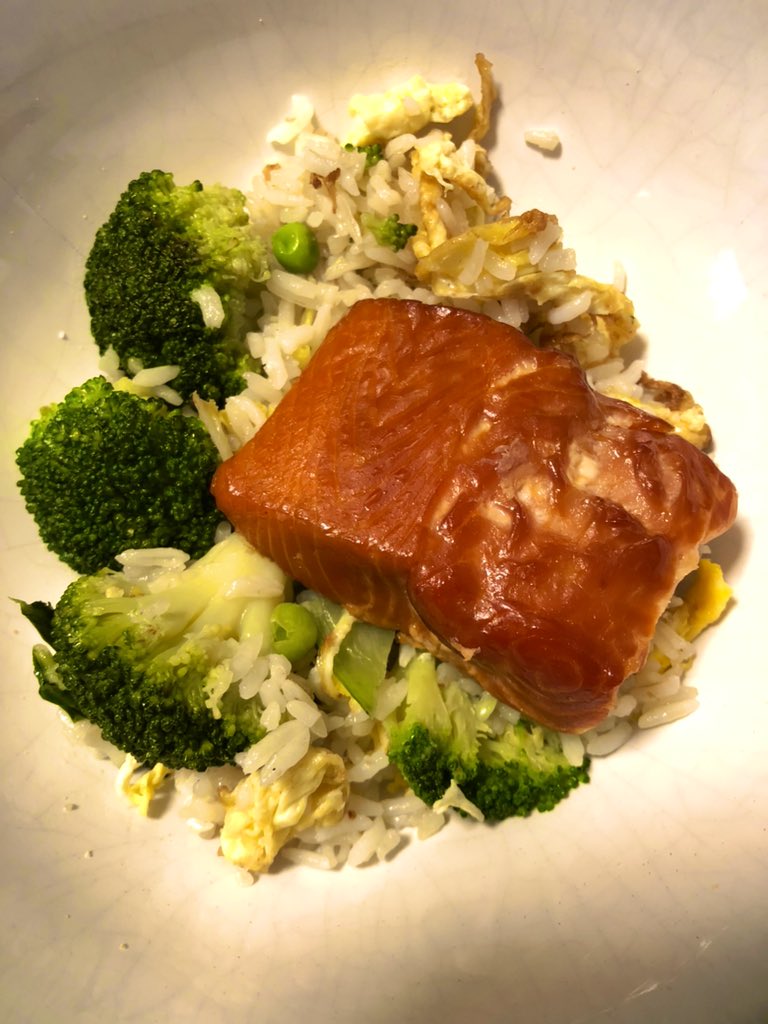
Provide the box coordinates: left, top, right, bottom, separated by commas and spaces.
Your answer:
192, 395, 233, 461
415, 809, 447, 840
373, 677, 409, 720
266, 268, 337, 309
185, 819, 218, 839
584, 721, 633, 756
267, 95, 314, 145
190, 284, 225, 329
224, 395, 268, 446
385, 133, 420, 160
347, 793, 385, 817
238, 662, 270, 701
528, 220, 562, 265
613, 693, 638, 719
236, 720, 311, 783
538, 246, 576, 273
98, 345, 122, 379
116, 547, 189, 569
559, 732, 586, 767
484, 248, 519, 282
280, 846, 337, 870
224, 577, 286, 599
547, 289, 593, 325
524, 128, 561, 152
260, 700, 282, 732
458, 239, 489, 286
638, 696, 699, 729
129, 364, 181, 388
287, 699, 323, 729
345, 751, 390, 783
653, 620, 695, 663
347, 817, 401, 866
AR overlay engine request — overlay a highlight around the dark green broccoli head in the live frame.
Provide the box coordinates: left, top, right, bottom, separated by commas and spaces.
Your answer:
386, 652, 480, 805
84, 169, 269, 403
462, 723, 591, 821
33, 533, 286, 770
386, 651, 590, 820
386, 722, 456, 806
15, 376, 224, 574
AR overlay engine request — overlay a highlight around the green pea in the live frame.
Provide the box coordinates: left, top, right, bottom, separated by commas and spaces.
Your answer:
271, 222, 320, 274
270, 602, 319, 663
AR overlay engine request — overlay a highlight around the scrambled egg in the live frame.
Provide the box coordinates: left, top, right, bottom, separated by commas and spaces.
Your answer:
416, 133, 508, 213
345, 58, 636, 383
668, 559, 732, 642
413, 212, 637, 370
414, 211, 554, 292
411, 133, 510, 258
645, 558, 732, 675
523, 272, 638, 367
346, 76, 473, 145
313, 609, 356, 701
597, 375, 711, 449
115, 755, 171, 816
219, 748, 349, 873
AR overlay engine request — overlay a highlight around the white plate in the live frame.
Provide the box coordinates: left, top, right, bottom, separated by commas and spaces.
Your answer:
1, 2, 766, 1021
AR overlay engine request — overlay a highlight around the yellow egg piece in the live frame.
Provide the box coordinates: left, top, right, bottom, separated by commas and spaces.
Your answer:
670, 558, 733, 642
115, 755, 171, 816
346, 76, 473, 145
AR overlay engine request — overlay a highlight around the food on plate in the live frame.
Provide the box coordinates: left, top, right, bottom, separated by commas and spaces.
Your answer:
598, 371, 712, 449
211, 298, 737, 733
361, 644, 589, 820
83, 169, 269, 404
360, 212, 418, 251
219, 747, 349, 873
116, 758, 172, 816
15, 376, 223, 573
25, 533, 287, 769
524, 128, 561, 152
346, 75, 474, 146
15, 57, 738, 875
271, 221, 321, 274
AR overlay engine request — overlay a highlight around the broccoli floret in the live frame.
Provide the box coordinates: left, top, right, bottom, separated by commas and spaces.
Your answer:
26, 533, 288, 770
386, 652, 589, 819
15, 599, 87, 720
386, 653, 480, 804
84, 169, 269, 404
361, 212, 418, 252
15, 376, 224, 575
462, 723, 590, 821
343, 142, 384, 168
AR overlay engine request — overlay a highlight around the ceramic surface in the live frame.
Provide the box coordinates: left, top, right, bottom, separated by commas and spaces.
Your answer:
1, 2, 766, 1021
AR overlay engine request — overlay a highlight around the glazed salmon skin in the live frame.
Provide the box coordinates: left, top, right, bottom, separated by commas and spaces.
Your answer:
211, 298, 737, 732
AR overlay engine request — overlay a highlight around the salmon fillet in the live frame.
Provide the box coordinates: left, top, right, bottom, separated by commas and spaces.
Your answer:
211, 299, 737, 732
